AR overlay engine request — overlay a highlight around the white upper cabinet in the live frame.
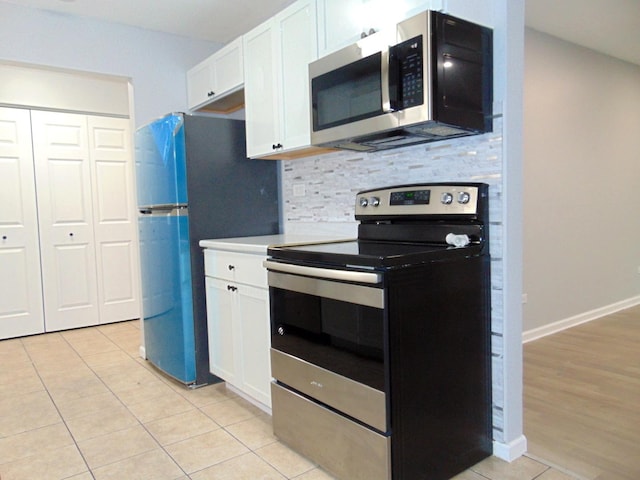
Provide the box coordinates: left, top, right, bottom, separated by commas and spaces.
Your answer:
244, 0, 322, 159
243, 21, 279, 158
317, 0, 433, 56
187, 36, 244, 113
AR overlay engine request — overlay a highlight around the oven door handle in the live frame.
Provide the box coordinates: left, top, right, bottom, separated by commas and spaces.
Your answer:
263, 260, 382, 285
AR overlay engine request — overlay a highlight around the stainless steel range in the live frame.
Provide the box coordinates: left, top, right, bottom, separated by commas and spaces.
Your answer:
264, 183, 492, 480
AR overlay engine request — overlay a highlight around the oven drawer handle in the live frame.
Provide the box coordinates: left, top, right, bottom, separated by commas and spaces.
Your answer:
263, 260, 381, 285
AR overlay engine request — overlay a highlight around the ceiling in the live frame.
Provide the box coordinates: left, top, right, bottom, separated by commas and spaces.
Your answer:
3, 0, 640, 65
1, 0, 297, 45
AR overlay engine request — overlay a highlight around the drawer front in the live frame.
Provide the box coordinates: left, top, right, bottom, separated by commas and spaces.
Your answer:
204, 249, 267, 287
272, 382, 390, 480
271, 349, 387, 432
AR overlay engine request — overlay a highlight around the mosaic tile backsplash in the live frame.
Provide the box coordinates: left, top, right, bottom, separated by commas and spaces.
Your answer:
281, 119, 507, 442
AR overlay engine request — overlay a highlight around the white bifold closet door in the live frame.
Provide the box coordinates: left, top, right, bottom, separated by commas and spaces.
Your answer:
0, 107, 45, 338
87, 115, 140, 325
31, 111, 100, 331
31, 111, 140, 332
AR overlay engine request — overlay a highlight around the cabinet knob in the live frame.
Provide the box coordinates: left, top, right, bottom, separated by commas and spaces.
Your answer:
207, 91, 215, 97
361, 28, 377, 38
69, 232, 74, 237
228, 264, 235, 271
272, 143, 283, 150
227, 285, 238, 292
1, 235, 6, 240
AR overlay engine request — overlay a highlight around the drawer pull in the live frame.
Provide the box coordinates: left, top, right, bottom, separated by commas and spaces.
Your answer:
227, 285, 238, 292
228, 264, 235, 271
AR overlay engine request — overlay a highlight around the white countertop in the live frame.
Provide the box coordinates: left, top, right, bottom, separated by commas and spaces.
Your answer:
199, 234, 351, 255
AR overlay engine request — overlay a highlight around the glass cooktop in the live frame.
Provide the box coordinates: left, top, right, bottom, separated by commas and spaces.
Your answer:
268, 239, 479, 269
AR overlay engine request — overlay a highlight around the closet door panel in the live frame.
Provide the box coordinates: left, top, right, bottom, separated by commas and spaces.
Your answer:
88, 116, 141, 323
31, 111, 99, 331
0, 107, 44, 339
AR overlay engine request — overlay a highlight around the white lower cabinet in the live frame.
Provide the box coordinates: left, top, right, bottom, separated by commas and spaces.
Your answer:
204, 249, 272, 409
0, 107, 140, 339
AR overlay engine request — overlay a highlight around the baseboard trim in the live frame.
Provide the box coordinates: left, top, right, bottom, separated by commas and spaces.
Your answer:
523, 295, 640, 343
493, 435, 527, 462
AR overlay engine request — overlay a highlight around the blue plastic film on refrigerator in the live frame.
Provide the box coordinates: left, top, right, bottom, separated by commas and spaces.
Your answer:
149, 114, 182, 166
138, 212, 196, 383
135, 113, 188, 207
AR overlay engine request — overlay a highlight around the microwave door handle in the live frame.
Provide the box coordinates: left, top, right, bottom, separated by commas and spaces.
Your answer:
381, 49, 395, 113
387, 44, 401, 112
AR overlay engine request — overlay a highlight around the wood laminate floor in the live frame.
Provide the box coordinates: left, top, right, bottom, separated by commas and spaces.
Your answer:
524, 305, 640, 480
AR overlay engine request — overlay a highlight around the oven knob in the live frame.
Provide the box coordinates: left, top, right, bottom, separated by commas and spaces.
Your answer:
458, 191, 471, 204
369, 196, 380, 207
441, 192, 454, 205
359, 197, 368, 207
277, 326, 285, 336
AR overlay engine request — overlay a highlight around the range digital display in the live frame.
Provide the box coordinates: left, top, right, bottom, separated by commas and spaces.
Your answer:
389, 189, 430, 205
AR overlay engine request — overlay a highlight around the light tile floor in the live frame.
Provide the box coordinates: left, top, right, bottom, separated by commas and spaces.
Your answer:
0, 320, 579, 480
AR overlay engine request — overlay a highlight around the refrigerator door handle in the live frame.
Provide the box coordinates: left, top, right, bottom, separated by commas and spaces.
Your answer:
139, 206, 189, 216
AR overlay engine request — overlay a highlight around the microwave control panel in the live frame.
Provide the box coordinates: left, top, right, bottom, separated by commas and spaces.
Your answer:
391, 35, 424, 109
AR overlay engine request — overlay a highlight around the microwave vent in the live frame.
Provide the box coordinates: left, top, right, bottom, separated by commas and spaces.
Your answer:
408, 124, 469, 137
335, 142, 375, 152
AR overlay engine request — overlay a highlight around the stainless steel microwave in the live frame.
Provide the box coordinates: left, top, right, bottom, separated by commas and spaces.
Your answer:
309, 10, 493, 152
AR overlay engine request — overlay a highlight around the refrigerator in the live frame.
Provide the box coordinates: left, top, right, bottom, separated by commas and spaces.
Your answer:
135, 113, 280, 386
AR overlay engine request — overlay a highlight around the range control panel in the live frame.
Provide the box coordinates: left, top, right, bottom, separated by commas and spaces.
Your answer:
355, 184, 481, 217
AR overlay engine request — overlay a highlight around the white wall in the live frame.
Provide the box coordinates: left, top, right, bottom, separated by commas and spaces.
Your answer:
523, 28, 640, 337
0, 2, 221, 127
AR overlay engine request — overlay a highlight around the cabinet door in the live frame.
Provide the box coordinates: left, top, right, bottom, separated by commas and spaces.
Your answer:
243, 20, 280, 158
88, 116, 141, 324
317, 0, 368, 56
278, 0, 318, 151
0, 107, 45, 339
187, 58, 214, 110
237, 284, 272, 408
205, 277, 238, 384
317, 0, 432, 56
187, 37, 244, 111
212, 37, 244, 98
31, 111, 99, 332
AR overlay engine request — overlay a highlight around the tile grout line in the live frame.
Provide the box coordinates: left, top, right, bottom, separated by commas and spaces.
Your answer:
57, 325, 191, 479
19, 333, 96, 480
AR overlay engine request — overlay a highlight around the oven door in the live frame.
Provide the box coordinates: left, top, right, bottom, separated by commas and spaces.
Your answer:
265, 261, 387, 432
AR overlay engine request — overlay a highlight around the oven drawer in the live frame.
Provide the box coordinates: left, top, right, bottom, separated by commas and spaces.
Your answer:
271, 349, 387, 432
272, 382, 390, 480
